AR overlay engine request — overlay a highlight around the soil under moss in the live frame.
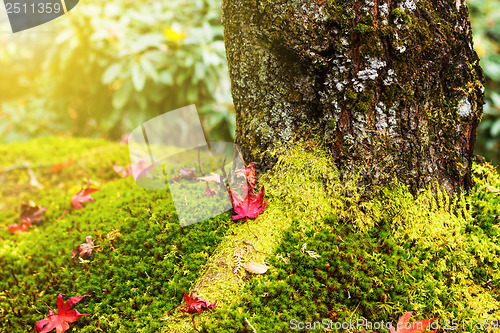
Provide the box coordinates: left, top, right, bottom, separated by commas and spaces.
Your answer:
1, 137, 500, 333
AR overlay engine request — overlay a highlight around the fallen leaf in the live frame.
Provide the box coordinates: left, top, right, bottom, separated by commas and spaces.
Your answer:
114, 158, 153, 179
52, 159, 72, 174
204, 182, 218, 197
243, 260, 270, 274
362, 311, 437, 333
235, 162, 256, 188
230, 179, 267, 220
71, 178, 99, 209
485, 179, 500, 194
71, 236, 94, 259
179, 291, 216, 314
173, 167, 197, 182
306, 250, 321, 259
230, 179, 267, 239
113, 164, 131, 178
36, 294, 90, 333
197, 172, 222, 182
19, 202, 47, 224
8, 222, 30, 234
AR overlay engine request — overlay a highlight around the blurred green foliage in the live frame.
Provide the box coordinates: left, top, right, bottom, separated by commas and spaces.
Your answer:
0, 0, 234, 143
469, 0, 500, 165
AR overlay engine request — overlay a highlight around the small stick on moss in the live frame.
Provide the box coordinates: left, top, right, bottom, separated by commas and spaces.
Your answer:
197, 150, 205, 176
242, 240, 269, 254
56, 202, 70, 221
170, 287, 177, 300
10, 270, 19, 286
245, 317, 257, 333
192, 315, 200, 332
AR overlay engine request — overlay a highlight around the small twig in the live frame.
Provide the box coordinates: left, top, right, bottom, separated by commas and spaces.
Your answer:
234, 144, 246, 167
245, 317, 257, 333
0, 161, 52, 187
192, 315, 200, 332
23, 161, 43, 189
57, 202, 70, 221
0, 161, 54, 174
197, 150, 205, 176
11, 270, 19, 286
218, 155, 229, 189
242, 240, 269, 254
170, 287, 177, 300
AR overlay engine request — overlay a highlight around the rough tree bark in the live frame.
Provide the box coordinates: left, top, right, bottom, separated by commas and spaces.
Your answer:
222, 0, 484, 196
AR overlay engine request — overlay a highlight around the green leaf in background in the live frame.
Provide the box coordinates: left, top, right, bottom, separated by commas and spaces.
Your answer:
140, 57, 159, 82
102, 62, 122, 85
131, 62, 147, 91
491, 119, 500, 137
113, 81, 132, 109
469, 0, 500, 165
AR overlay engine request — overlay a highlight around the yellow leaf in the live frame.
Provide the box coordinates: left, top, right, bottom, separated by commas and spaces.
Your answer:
163, 26, 185, 42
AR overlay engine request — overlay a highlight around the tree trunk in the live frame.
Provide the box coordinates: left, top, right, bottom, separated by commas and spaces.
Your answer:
222, 0, 484, 196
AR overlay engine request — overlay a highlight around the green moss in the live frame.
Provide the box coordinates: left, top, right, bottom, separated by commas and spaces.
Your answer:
354, 23, 373, 35
2, 137, 500, 332
355, 91, 374, 113
327, 119, 337, 130
390, 8, 412, 26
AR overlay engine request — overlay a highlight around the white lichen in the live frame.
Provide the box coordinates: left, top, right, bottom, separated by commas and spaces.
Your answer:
397, 45, 406, 53
457, 98, 472, 118
353, 80, 365, 92
383, 69, 397, 86
399, 0, 417, 11
379, 3, 389, 16
357, 58, 386, 81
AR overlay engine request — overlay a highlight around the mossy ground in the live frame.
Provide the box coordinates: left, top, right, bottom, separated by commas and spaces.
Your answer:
1, 137, 500, 332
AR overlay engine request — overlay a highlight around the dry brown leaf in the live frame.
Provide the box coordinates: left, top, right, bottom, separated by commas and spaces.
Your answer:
243, 261, 270, 274
306, 250, 321, 259
485, 180, 500, 194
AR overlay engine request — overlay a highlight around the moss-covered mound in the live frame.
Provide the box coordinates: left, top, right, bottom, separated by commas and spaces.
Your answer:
1, 137, 500, 333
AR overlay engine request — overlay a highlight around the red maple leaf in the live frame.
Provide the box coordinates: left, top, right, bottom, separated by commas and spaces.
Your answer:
71, 178, 99, 209
8, 202, 48, 234
71, 236, 94, 259
52, 159, 72, 174
8, 222, 30, 234
179, 291, 216, 314
362, 311, 437, 333
36, 294, 90, 333
230, 178, 267, 239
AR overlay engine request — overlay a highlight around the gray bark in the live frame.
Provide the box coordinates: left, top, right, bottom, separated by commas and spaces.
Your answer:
222, 0, 484, 196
